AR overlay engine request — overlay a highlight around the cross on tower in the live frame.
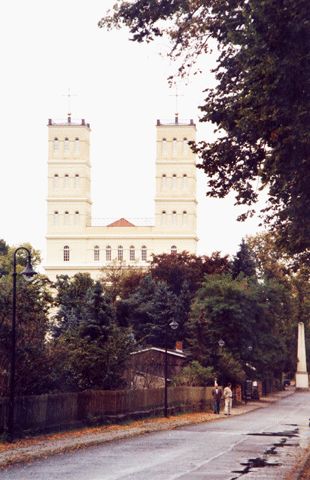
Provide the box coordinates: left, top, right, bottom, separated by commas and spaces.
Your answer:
62, 88, 77, 119
169, 84, 184, 123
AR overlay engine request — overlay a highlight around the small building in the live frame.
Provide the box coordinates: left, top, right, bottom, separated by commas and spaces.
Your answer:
125, 343, 187, 389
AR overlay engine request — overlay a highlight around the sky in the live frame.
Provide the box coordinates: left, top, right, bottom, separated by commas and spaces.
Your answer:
0, 0, 264, 264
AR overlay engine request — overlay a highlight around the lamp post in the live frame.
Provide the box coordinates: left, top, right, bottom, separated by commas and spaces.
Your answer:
164, 319, 179, 417
7, 247, 37, 442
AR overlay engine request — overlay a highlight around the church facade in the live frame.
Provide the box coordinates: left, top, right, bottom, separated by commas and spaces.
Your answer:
45, 115, 198, 280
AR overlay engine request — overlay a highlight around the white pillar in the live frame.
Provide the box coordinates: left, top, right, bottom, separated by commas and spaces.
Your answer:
296, 322, 309, 389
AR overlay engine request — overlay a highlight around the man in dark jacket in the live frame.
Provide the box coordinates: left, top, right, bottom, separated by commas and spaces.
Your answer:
212, 386, 223, 414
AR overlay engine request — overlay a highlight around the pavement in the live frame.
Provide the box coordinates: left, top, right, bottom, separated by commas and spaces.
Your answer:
0, 389, 295, 470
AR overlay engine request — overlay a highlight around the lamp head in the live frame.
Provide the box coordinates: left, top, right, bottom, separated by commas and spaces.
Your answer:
21, 261, 37, 282
218, 339, 225, 348
169, 320, 179, 330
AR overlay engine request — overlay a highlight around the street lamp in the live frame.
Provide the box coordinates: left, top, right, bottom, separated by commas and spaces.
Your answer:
218, 339, 225, 349
7, 247, 37, 442
164, 319, 179, 417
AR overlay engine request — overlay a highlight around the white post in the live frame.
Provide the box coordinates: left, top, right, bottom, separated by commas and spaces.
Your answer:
296, 322, 309, 389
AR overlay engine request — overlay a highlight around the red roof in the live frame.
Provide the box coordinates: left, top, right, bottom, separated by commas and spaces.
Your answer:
107, 217, 135, 227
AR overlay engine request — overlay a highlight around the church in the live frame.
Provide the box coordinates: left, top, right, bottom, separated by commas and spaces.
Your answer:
44, 115, 198, 280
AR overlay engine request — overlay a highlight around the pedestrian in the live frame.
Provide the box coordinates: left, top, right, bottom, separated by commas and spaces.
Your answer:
223, 382, 233, 415
212, 385, 223, 414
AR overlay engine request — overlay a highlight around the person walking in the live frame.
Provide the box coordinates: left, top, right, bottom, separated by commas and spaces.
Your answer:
212, 385, 223, 414
223, 383, 233, 415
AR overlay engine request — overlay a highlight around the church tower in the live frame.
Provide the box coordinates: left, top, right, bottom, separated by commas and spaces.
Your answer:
46, 116, 91, 269
155, 116, 197, 251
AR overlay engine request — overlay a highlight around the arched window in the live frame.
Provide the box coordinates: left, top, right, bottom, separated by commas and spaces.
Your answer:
130, 245, 135, 261
182, 210, 188, 225
74, 137, 80, 155
141, 245, 147, 262
161, 174, 167, 190
172, 211, 177, 225
172, 173, 177, 189
64, 174, 69, 188
64, 211, 70, 225
106, 245, 112, 261
172, 138, 177, 157
63, 245, 70, 262
94, 245, 100, 261
74, 211, 80, 225
74, 174, 80, 188
53, 173, 59, 188
64, 137, 70, 152
182, 173, 188, 189
53, 211, 59, 225
183, 137, 188, 155
53, 137, 59, 152
118, 245, 123, 261
162, 138, 168, 157
171, 245, 177, 254
161, 210, 167, 225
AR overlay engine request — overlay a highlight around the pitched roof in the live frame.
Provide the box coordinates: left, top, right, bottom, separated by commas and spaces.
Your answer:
107, 217, 135, 227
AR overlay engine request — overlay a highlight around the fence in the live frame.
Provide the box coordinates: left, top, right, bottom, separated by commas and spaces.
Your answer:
0, 386, 215, 436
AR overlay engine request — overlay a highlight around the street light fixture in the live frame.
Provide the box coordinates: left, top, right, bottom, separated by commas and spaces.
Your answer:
7, 247, 37, 442
164, 319, 179, 417
218, 339, 225, 349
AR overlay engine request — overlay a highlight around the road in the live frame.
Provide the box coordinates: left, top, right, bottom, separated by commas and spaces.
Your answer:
2, 391, 310, 480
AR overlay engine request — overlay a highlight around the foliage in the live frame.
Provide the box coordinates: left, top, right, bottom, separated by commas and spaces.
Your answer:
99, 0, 310, 255
172, 360, 215, 386
0, 242, 53, 395
100, 262, 146, 302
231, 239, 257, 280
150, 251, 231, 295
50, 275, 134, 391
186, 274, 293, 383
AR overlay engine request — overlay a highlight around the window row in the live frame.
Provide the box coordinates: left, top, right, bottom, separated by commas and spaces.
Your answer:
63, 245, 178, 262
160, 210, 189, 225
161, 173, 189, 190
52, 211, 81, 225
53, 137, 80, 154
161, 138, 190, 157
52, 173, 81, 188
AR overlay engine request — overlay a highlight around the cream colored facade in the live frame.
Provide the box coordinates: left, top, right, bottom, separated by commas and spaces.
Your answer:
45, 116, 198, 280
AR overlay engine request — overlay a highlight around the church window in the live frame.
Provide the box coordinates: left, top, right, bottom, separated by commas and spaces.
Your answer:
182, 210, 188, 225
74, 211, 80, 225
74, 174, 80, 188
106, 245, 112, 261
53, 211, 59, 225
182, 174, 188, 189
172, 174, 177, 189
64, 174, 69, 187
130, 245, 135, 261
161, 210, 167, 225
172, 138, 177, 157
64, 137, 70, 152
118, 245, 123, 261
64, 211, 70, 225
63, 245, 70, 262
171, 245, 177, 254
53, 173, 59, 188
161, 174, 167, 190
162, 138, 168, 157
141, 245, 147, 262
94, 245, 100, 261
172, 211, 177, 225
53, 138, 59, 152
183, 137, 188, 155
74, 138, 80, 155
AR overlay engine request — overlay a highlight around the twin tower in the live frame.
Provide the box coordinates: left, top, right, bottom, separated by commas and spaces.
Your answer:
45, 116, 198, 280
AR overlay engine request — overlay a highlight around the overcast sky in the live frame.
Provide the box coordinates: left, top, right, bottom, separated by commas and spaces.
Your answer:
0, 0, 264, 263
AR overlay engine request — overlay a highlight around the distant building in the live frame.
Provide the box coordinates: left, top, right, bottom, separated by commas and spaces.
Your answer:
45, 115, 198, 280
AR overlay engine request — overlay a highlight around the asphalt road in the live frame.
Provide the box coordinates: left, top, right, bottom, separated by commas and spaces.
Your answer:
2, 391, 310, 480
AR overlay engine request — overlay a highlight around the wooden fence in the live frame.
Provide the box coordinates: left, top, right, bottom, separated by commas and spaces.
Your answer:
0, 386, 215, 435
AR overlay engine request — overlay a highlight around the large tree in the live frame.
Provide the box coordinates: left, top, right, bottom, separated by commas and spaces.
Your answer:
99, 0, 310, 255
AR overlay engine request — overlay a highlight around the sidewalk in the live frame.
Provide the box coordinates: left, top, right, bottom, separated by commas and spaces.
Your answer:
0, 389, 294, 470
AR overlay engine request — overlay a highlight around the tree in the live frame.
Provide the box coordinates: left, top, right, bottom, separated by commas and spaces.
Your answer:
99, 1, 310, 255
231, 239, 257, 279
0, 243, 53, 395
